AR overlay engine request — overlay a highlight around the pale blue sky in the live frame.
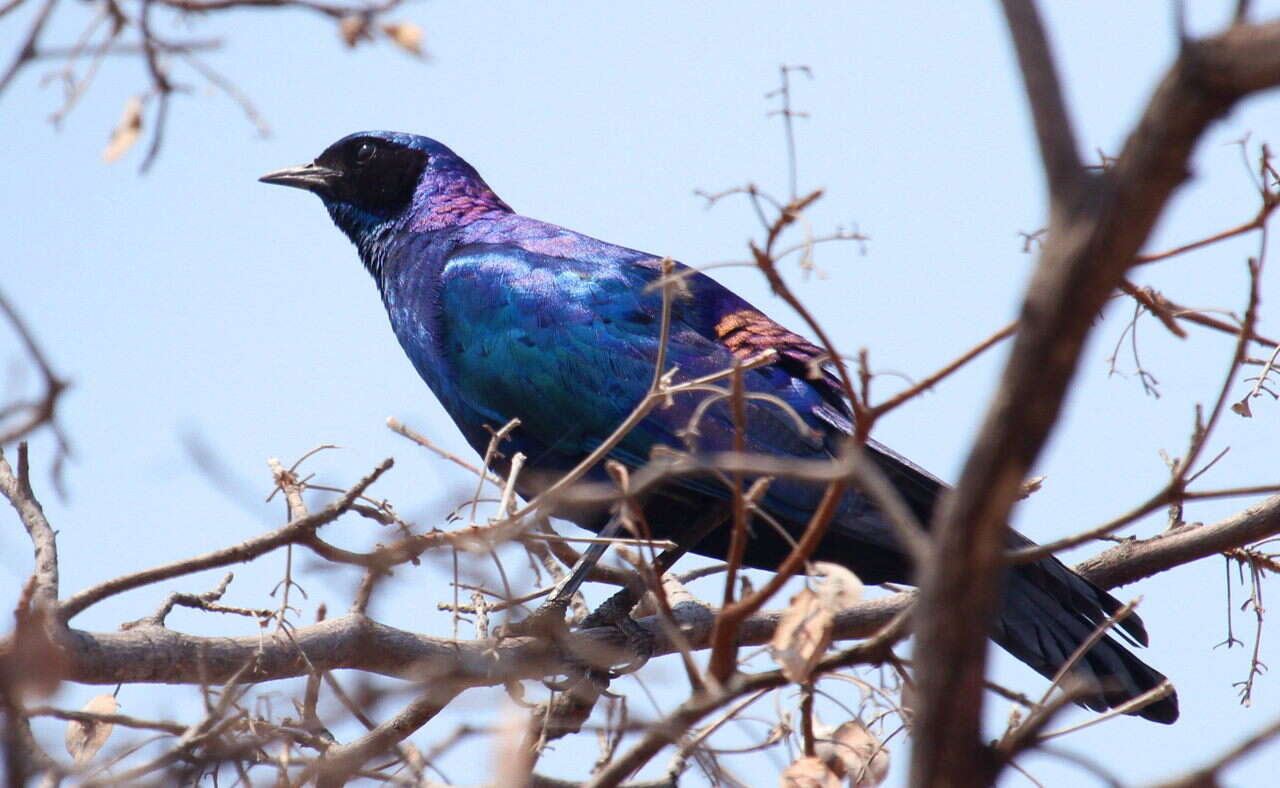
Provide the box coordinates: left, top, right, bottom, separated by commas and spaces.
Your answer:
4, 2, 1279, 785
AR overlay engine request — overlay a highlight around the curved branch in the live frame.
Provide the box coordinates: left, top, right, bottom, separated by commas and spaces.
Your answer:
0, 290, 70, 449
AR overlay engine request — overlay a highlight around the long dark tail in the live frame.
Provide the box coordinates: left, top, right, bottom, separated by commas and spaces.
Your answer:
650, 443, 1180, 722
858, 442, 1178, 722
996, 547, 1179, 723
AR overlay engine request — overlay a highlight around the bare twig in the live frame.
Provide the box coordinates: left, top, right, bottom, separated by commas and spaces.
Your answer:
58, 458, 392, 621
584, 610, 910, 788
310, 683, 464, 788
869, 321, 1017, 418
0, 290, 71, 454
0, 0, 56, 95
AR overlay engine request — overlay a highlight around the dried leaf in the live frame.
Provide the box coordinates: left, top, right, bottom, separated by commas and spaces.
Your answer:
101, 96, 143, 163
770, 564, 863, 683
12, 579, 67, 696
815, 720, 890, 788
382, 22, 425, 57
771, 587, 829, 682
338, 14, 370, 48
65, 694, 118, 765
813, 562, 863, 610
781, 755, 842, 788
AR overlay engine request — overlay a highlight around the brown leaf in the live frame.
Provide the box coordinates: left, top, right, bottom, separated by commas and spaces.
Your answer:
813, 562, 863, 610
815, 720, 890, 788
781, 755, 842, 788
65, 694, 118, 765
770, 564, 863, 683
771, 587, 829, 682
338, 14, 370, 48
12, 578, 67, 697
101, 96, 143, 164
382, 22, 425, 57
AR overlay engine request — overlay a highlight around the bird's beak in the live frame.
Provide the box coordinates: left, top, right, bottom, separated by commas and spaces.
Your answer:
258, 163, 341, 192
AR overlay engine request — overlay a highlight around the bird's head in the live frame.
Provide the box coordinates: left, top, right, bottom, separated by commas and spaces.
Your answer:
260, 131, 511, 251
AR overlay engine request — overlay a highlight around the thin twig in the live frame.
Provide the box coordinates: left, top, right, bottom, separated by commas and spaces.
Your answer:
58, 458, 392, 621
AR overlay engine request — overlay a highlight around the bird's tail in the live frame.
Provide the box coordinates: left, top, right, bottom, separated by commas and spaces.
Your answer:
994, 552, 1179, 723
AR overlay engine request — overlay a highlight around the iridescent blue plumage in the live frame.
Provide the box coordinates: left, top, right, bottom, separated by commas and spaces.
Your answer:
260, 131, 1178, 723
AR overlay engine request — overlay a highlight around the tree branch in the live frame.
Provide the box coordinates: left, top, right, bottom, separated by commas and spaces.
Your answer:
0, 444, 58, 609
56, 458, 392, 622
1078, 493, 1280, 588
998, 0, 1084, 199
911, 11, 1280, 786
311, 683, 464, 787
6, 488, 1268, 692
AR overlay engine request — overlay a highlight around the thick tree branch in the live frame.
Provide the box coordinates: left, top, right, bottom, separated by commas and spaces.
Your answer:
1078, 493, 1280, 588
6, 489, 1269, 691
0, 488, 1271, 781
910, 10, 1280, 787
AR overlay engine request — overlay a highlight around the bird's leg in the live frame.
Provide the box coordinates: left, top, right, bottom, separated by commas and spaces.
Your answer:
576, 506, 732, 674
500, 504, 729, 649
583, 504, 731, 626
498, 514, 627, 640
548, 514, 628, 607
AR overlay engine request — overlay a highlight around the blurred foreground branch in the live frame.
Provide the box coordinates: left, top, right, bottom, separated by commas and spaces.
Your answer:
910, 7, 1280, 786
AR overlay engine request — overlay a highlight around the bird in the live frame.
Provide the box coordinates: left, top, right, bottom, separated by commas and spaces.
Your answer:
261, 130, 1178, 723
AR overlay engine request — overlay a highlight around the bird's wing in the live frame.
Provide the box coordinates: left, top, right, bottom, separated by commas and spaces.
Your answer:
625, 255, 948, 527
436, 242, 943, 528
438, 244, 827, 471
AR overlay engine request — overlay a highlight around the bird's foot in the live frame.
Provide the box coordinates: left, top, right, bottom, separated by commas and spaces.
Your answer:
496, 596, 572, 642
579, 587, 655, 675
498, 587, 654, 676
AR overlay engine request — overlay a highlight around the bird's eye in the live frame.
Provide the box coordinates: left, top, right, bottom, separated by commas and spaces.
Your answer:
353, 141, 377, 165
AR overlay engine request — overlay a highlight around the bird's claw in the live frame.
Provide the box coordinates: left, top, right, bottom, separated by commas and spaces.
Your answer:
605, 613, 654, 676
496, 596, 572, 642
579, 590, 654, 675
